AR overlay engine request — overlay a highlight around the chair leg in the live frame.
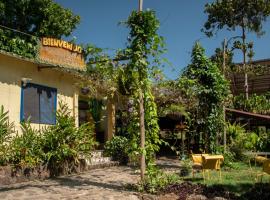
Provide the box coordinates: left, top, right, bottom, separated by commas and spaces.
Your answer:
207, 170, 210, 180
203, 170, 205, 183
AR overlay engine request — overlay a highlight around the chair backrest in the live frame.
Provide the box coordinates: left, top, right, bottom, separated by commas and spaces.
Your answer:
255, 156, 268, 164
192, 154, 203, 164
202, 156, 221, 170
263, 159, 270, 174
191, 154, 210, 164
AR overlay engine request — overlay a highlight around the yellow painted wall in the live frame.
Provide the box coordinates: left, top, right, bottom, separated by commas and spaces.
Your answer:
0, 53, 79, 132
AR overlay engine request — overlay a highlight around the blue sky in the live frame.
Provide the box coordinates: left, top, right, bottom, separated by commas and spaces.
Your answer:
55, 0, 270, 79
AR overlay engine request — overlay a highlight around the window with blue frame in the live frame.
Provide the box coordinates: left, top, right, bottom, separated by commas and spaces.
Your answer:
21, 83, 57, 125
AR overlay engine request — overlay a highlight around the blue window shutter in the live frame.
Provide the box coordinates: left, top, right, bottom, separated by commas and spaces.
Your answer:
21, 83, 57, 125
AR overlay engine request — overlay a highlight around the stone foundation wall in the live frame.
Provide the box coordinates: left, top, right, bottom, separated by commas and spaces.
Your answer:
0, 165, 50, 185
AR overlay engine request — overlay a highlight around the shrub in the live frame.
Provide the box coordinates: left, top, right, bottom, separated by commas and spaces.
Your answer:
41, 102, 97, 176
8, 121, 43, 167
138, 163, 180, 193
0, 105, 15, 165
104, 135, 128, 164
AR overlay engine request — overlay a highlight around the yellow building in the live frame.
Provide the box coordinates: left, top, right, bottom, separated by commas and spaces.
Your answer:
0, 50, 80, 132
0, 37, 115, 144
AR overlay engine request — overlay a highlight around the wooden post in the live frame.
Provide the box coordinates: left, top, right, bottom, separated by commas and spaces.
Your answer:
139, 0, 143, 12
222, 38, 227, 152
106, 99, 115, 141
138, 0, 146, 181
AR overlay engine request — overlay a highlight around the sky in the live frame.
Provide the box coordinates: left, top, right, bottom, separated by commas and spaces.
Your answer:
55, 0, 270, 79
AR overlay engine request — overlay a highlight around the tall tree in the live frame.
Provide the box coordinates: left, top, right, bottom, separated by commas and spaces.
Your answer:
203, 0, 270, 99
0, 0, 80, 38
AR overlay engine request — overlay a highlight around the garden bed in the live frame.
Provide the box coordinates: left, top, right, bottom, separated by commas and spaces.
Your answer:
0, 165, 49, 185
158, 182, 270, 200
0, 159, 88, 185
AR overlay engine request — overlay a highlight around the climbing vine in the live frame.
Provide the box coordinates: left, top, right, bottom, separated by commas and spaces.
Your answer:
179, 43, 230, 153
122, 10, 165, 165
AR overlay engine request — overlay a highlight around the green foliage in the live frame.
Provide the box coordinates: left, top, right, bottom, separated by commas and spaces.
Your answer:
0, 0, 80, 38
42, 102, 96, 175
138, 163, 180, 193
121, 10, 166, 167
0, 103, 96, 175
203, 0, 270, 37
0, 105, 15, 165
8, 121, 43, 167
104, 136, 128, 164
233, 93, 270, 115
0, 28, 39, 59
179, 43, 230, 152
254, 128, 270, 152
211, 45, 235, 73
88, 99, 104, 124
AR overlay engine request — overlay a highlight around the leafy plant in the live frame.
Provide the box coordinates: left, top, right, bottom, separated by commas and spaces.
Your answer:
41, 102, 96, 176
138, 163, 180, 193
7, 121, 43, 167
0, 28, 38, 59
0, 105, 15, 165
104, 136, 128, 164
179, 43, 230, 153
233, 93, 270, 115
121, 9, 166, 177
0, 0, 80, 38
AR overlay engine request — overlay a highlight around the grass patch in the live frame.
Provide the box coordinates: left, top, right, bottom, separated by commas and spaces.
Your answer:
183, 162, 269, 195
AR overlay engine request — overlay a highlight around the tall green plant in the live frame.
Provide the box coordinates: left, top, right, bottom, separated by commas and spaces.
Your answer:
179, 43, 229, 152
122, 10, 165, 175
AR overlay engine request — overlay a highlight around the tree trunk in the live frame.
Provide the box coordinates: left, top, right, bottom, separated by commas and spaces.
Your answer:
139, 90, 145, 180
242, 26, 248, 99
138, 0, 146, 182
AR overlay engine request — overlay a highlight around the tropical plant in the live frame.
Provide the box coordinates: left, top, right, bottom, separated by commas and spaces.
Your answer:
0, 105, 15, 165
41, 102, 96, 176
7, 121, 43, 167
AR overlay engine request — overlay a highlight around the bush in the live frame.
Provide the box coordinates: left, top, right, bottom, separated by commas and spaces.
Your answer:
0, 103, 97, 176
138, 163, 180, 193
0, 105, 15, 165
7, 121, 43, 167
104, 135, 128, 164
41, 102, 97, 176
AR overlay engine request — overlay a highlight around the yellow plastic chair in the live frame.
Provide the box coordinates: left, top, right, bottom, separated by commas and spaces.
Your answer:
191, 154, 209, 178
255, 156, 268, 166
202, 155, 224, 182
256, 159, 270, 183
